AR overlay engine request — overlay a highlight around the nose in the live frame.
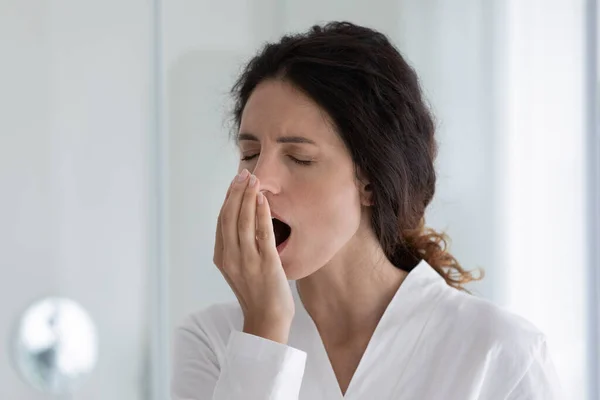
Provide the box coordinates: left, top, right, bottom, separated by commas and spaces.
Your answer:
249, 153, 282, 196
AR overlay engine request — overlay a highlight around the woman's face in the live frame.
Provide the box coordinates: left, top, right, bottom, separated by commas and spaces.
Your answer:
237, 79, 370, 279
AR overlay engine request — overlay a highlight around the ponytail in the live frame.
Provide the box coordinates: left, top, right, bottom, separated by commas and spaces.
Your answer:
397, 218, 484, 293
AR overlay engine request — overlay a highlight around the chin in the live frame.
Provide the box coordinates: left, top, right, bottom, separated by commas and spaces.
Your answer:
280, 255, 323, 281
280, 260, 301, 280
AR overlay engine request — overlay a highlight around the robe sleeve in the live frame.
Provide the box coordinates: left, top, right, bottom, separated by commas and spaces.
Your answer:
171, 322, 307, 400
504, 338, 565, 400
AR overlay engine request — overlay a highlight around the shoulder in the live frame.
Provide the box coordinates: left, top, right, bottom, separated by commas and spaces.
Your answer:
428, 284, 548, 366
444, 287, 543, 338
444, 286, 545, 344
422, 285, 556, 395
438, 288, 564, 397
412, 261, 544, 354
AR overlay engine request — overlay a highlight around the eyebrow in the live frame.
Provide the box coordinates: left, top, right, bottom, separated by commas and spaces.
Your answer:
237, 133, 317, 146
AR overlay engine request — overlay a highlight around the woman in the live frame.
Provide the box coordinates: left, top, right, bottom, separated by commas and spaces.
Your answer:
171, 22, 563, 399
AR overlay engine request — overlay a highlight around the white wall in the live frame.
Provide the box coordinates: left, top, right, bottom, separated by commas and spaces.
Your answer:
163, 0, 253, 332
0, 1, 152, 399
499, 1, 589, 398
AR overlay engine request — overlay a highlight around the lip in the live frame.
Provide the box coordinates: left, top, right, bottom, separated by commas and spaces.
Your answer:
276, 233, 291, 254
270, 210, 289, 225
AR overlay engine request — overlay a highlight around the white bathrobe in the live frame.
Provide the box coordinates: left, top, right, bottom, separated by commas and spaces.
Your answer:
171, 260, 564, 399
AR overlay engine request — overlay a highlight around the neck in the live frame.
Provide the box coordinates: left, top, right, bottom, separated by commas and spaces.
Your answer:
295, 229, 409, 344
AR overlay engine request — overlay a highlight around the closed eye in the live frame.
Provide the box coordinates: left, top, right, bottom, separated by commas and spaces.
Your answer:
241, 154, 313, 166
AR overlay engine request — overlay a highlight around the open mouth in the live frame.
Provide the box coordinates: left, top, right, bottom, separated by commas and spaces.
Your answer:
272, 218, 291, 247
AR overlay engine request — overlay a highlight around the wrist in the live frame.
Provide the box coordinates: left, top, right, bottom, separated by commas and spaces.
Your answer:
243, 318, 292, 344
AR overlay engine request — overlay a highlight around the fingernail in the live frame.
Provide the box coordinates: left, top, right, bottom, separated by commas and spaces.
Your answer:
248, 174, 257, 187
257, 192, 264, 205
236, 169, 249, 182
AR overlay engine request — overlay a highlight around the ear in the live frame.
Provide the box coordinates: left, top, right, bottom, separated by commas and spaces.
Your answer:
361, 183, 374, 206
357, 170, 374, 206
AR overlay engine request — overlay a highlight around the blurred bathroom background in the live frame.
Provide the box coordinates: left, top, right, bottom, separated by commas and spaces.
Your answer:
1, 0, 598, 399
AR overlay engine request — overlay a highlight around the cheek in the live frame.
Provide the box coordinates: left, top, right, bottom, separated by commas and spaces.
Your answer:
301, 181, 362, 244
282, 175, 362, 275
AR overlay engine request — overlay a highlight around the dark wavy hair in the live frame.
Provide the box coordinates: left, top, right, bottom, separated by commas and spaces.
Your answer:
229, 21, 484, 292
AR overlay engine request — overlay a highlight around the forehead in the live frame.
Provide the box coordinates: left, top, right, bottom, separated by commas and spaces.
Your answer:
239, 79, 340, 146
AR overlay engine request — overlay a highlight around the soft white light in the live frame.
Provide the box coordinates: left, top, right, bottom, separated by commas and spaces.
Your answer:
502, 1, 589, 398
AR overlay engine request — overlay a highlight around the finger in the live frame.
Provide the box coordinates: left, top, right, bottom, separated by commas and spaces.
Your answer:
222, 170, 250, 252
214, 181, 235, 268
238, 174, 260, 257
224, 182, 233, 201
255, 192, 278, 259
214, 181, 247, 309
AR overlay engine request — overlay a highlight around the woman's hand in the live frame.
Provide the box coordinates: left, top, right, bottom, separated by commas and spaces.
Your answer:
213, 169, 295, 343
